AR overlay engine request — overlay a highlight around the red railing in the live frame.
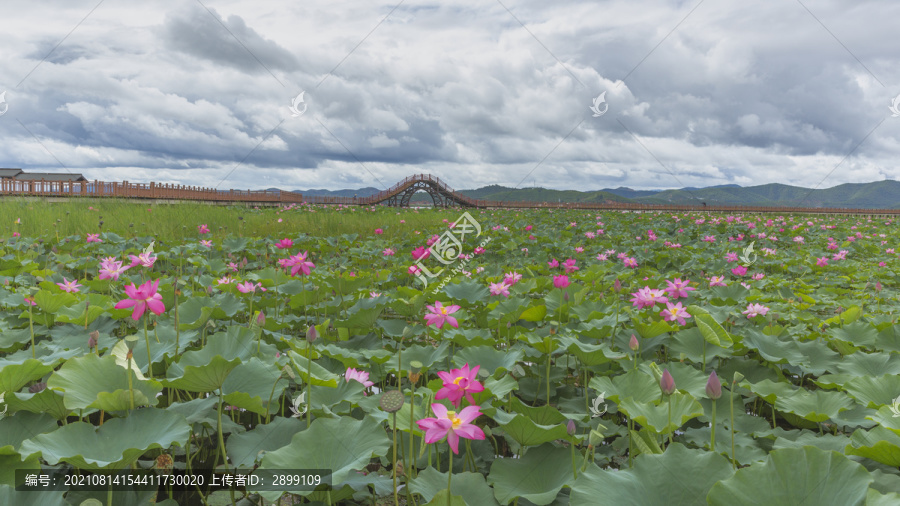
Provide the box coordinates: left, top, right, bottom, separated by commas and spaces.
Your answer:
0, 179, 304, 204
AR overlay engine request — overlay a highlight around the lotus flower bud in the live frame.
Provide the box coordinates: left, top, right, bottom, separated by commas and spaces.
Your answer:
629, 334, 639, 351
876, 281, 883, 292
88, 330, 99, 349
614, 279, 622, 293
566, 419, 576, 436
563, 291, 569, 302
706, 371, 722, 399
256, 311, 265, 326
660, 369, 676, 396
306, 325, 317, 343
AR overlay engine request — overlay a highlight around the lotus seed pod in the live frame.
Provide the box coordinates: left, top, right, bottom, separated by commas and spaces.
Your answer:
124, 335, 139, 351
379, 390, 405, 413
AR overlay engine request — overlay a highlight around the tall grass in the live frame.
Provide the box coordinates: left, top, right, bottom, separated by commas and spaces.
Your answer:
0, 197, 472, 242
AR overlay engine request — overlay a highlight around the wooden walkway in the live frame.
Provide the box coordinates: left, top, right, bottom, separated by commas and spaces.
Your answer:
2, 174, 899, 216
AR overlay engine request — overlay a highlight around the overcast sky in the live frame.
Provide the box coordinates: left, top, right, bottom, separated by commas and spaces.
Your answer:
2, 0, 899, 192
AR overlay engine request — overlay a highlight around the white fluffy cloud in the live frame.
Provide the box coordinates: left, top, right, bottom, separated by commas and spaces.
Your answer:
0, 0, 899, 192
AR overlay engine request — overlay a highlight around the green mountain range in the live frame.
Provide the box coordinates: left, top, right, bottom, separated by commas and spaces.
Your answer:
295, 179, 900, 209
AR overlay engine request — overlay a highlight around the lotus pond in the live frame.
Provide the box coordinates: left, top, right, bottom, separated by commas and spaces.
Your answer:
3, 202, 900, 505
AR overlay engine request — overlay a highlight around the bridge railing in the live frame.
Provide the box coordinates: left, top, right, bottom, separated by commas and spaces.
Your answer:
0, 179, 305, 203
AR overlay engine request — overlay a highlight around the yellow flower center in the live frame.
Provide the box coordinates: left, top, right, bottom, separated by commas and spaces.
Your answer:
453, 376, 464, 385
441, 307, 448, 315
447, 411, 462, 429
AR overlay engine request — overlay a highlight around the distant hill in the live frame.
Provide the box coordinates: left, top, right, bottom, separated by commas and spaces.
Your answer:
280, 178, 900, 209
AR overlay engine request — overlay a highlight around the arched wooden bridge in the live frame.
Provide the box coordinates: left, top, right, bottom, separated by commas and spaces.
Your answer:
3, 173, 900, 216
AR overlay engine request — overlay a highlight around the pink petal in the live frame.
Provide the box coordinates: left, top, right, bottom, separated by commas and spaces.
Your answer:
457, 406, 483, 423
115, 299, 136, 310
147, 299, 165, 315
454, 425, 485, 441
430, 403, 448, 418
446, 430, 460, 454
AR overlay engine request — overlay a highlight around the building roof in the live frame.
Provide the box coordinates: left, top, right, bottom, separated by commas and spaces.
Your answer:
0, 168, 23, 178
13, 172, 87, 182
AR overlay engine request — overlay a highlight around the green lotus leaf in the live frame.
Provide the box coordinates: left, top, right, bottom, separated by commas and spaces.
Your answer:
590, 369, 659, 404
227, 416, 305, 469
707, 446, 872, 505
487, 443, 572, 505
47, 354, 162, 411
0, 358, 57, 393
633, 317, 677, 339
0, 411, 59, 452
687, 305, 733, 347
837, 352, 900, 377
492, 411, 572, 448
452, 346, 524, 376
618, 392, 704, 434
0, 484, 67, 506
867, 489, 900, 506
829, 321, 879, 349
423, 489, 467, 506
442, 281, 490, 305
846, 426, 900, 466
410, 468, 499, 506
221, 357, 289, 415
775, 389, 854, 423
571, 442, 732, 505
519, 304, 546, 322
843, 375, 900, 408
3, 389, 68, 420
19, 407, 190, 470
742, 379, 798, 404
257, 415, 390, 498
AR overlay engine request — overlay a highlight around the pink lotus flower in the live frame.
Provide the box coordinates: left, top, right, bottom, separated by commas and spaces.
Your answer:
382, 248, 395, 256
198, 224, 210, 234
742, 303, 770, 318
228, 262, 240, 272
623, 257, 638, 268
345, 367, 375, 388
283, 251, 315, 276
629, 287, 668, 309
751, 273, 765, 280
563, 258, 579, 274
833, 250, 848, 260
99, 259, 130, 281
115, 279, 165, 321
416, 403, 485, 454
237, 281, 266, 293
436, 364, 485, 407
709, 276, 727, 287
370, 291, 381, 298
548, 258, 559, 268
489, 282, 510, 297
504, 272, 522, 285
57, 277, 82, 293
553, 274, 570, 289
473, 247, 485, 255
424, 301, 461, 329
427, 234, 439, 246
575, 246, 584, 253
412, 246, 430, 261
200, 240, 213, 248
24, 296, 37, 307
725, 252, 738, 262
816, 257, 828, 267
129, 252, 157, 268
216, 276, 233, 285
374, 228, 384, 235
596, 253, 608, 261
525, 225, 532, 231
664, 278, 695, 299
702, 235, 716, 242
275, 238, 294, 249
408, 265, 421, 275
879, 261, 887, 267
86, 234, 102, 243
731, 265, 747, 277
660, 301, 691, 325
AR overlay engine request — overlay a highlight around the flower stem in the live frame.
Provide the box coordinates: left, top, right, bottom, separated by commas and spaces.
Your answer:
392, 412, 399, 506
143, 317, 152, 379
447, 449, 453, 506
126, 355, 135, 410
667, 395, 673, 446
730, 385, 736, 470
216, 389, 227, 469
306, 349, 312, 429
29, 305, 35, 359
710, 401, 717, 451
